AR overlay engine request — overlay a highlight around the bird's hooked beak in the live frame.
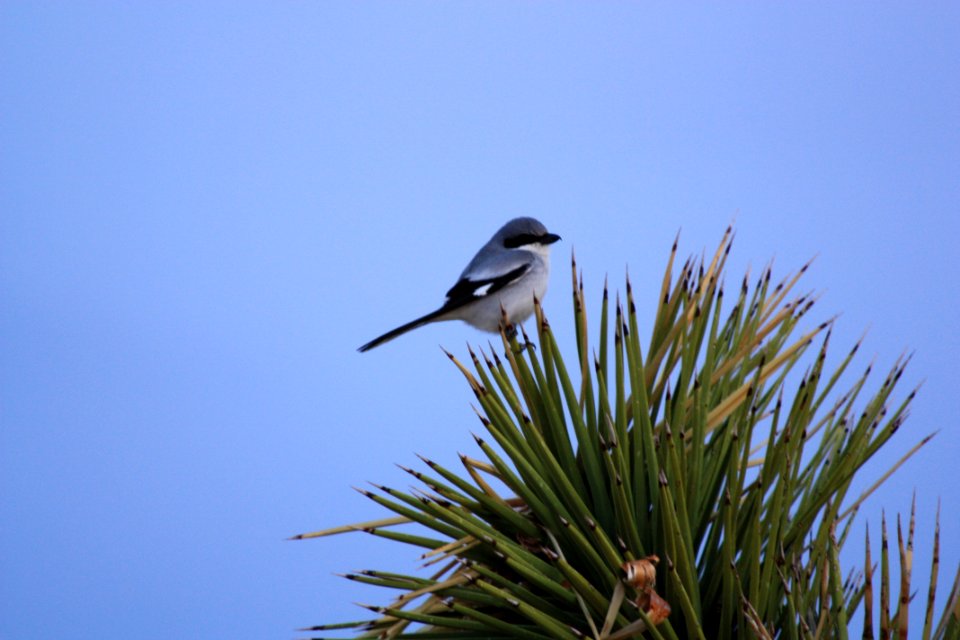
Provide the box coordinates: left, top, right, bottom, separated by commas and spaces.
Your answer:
542, 233, 562, 245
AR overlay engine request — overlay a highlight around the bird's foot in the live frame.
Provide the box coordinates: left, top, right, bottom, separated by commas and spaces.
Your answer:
512, 341, 536, 355
502, 324, 538, 356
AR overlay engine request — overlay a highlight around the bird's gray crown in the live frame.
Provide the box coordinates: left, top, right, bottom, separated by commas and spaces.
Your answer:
492, 217, 561, 249
494, 217, 548, 240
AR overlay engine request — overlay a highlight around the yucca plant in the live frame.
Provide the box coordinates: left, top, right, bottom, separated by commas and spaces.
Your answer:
298, 229, 960, 638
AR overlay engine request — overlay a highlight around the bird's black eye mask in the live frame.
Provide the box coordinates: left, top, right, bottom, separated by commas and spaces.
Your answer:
503, 232, 561, 249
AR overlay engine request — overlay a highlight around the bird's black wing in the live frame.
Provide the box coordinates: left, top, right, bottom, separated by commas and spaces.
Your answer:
441, 263, 530, 311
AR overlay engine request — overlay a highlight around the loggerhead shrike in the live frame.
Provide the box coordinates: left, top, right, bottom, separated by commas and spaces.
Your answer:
358, 217, 561, 352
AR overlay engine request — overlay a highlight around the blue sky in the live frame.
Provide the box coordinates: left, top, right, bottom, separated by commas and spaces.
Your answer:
2, 3, 958, 638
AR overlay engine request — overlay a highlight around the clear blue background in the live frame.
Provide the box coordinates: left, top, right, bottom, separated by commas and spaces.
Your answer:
2, 3, 957, 638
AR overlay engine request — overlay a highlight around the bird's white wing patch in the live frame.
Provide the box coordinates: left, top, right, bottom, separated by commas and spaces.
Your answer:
472, 282, 494, 297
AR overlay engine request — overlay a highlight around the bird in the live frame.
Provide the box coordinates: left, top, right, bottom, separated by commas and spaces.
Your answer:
358, 217, 561, 352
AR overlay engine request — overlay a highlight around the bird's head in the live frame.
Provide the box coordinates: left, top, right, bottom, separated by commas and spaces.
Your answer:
496, 217, 561, 255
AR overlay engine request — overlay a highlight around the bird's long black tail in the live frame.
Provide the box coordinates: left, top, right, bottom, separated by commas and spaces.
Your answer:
357, 307, 449, 352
